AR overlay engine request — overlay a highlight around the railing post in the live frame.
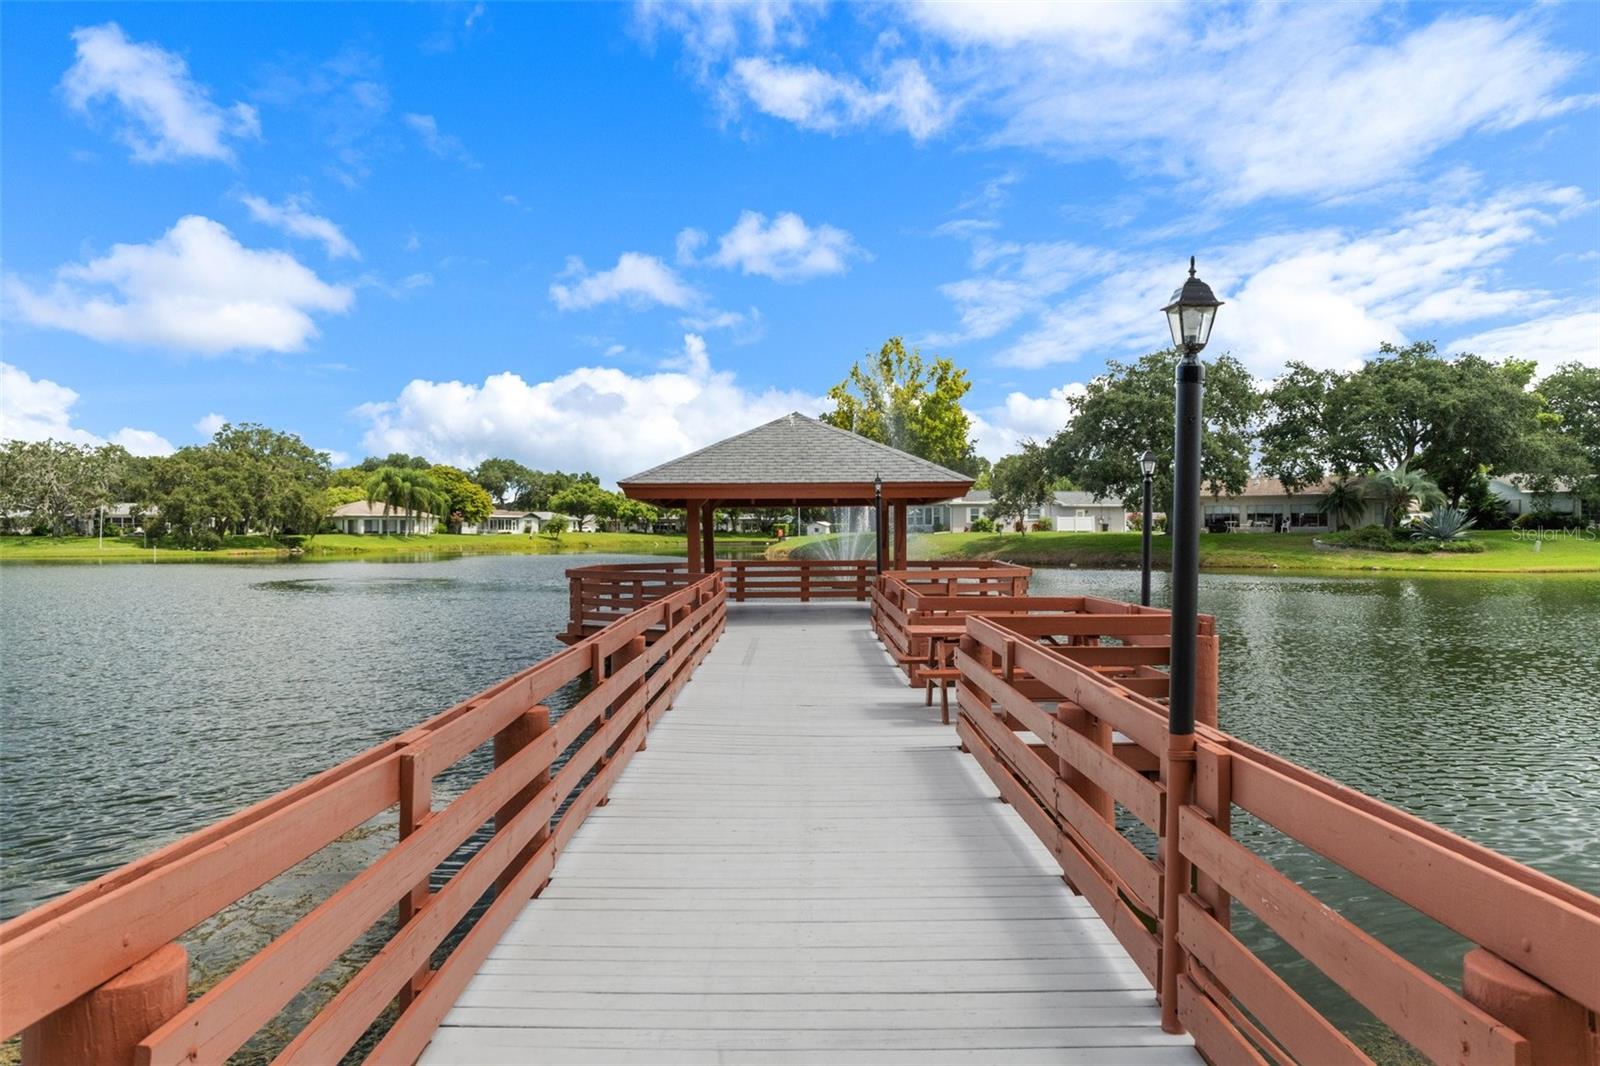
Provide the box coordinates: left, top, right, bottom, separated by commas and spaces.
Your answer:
567, 572, 583, 640
396, 749, 434, 1008
494, 707, 551, 896
1196, 627, 1219, 728
800, 563, 811, 603
22, 943, 188, 1066
1159, 732, 1196, 1033
1463, 949, 1598, 1066
1193, 743, 1232, 932
1057, 703, 1114, 826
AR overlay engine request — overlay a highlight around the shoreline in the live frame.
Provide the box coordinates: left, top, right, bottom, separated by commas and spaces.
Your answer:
769, 529, 1600, 575
5, 529, 1597, 575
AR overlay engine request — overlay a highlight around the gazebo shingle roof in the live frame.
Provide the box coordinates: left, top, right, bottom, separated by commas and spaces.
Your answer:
619, 412, 973, 505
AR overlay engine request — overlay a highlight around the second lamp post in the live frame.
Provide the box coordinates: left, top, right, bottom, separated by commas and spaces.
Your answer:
1139, 450, 1156, 606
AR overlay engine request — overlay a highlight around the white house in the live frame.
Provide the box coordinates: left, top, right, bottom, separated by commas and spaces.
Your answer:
1487, 475, 1585, 518
918, 489, 1130, 533
330, 500, 439, 535
463, 508, 538, 534
1198, 477, 1385, 532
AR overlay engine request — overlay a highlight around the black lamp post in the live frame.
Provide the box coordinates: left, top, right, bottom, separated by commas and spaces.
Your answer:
1139, 450, 1157, 606
873, 474, 886, 575
1157, 256, 1222, 1034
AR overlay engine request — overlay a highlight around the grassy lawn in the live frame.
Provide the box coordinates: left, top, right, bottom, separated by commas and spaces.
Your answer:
0, 531, 704, 562
774, 529, 1600, 573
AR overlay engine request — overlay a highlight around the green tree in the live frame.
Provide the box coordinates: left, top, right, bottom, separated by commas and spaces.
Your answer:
820, 337, 981, 474
356, 453, 431, 472
1372, 464, 1445, 529
364, 466, 448, 530
1533, 363, 1600, 512
1260, 363, 1337, 494
1317, 478, 1367, 531
549, 482, 617, 531
986, 444, 1054, 533
1044, 348, 1261, 512
472, 458, 537, 506
207, 423, 331, 536
429, 465, 494, 531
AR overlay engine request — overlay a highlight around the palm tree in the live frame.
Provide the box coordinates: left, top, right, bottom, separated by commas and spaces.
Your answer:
364, 467, 447, 533
1317, 478, 1366, 531
1372, 465, 1445, 529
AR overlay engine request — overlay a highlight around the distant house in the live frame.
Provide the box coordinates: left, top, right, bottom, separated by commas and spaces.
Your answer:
462, 508, 538, 534
69, 503, 146, 535
330, 500, 439, 535
920, 489, 1130, 533
804, 519, 832, 536
1199, 477, 1384, 532
1487, 475, 1585, 519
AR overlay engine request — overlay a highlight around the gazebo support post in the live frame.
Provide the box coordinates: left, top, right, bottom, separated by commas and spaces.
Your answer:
701, 502, 716, 570
686, 503, 703, 573
892, 502, 908, 570
876, 504, 889, 573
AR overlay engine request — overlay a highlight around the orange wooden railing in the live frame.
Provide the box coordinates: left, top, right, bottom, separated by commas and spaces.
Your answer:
718, 558, 873, 602
952, 611, 1600, 1065
560, 560, 707, 642
564, 559, 1032, 643
0, 570, 728, 1066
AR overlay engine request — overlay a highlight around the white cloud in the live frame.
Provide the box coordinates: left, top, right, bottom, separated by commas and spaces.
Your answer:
702, 211, 864, 281
676, 227, 708, 264
3, 215, 354, 355
633, 1, 818, 72
931, 185, 1585, 377
967, 383, 1086, 459
239, 193, 360, 259
681, 306, 762, 333
549, 252, 701, 311
654, 5, 1593, 203
355, 334, 823, 484
0, 362, 173, 454
975, 7, 1595, 203
905, 1, 1163, 61
403, 113, 475, 165
62, 22, 259, 164
1453, 311, 1600, 377
731, 56, 949, 140
194, 412, 226, 436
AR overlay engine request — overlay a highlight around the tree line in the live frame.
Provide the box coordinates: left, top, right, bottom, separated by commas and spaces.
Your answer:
0, 428, 636, 542
817, 337, 1597, 534
1033, 343, 1597, 526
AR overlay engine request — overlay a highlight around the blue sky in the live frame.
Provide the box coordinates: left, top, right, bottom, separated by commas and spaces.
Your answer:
3, 1, 1598, 482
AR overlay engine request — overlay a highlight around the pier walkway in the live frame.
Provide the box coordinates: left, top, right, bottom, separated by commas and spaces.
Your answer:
423, 603, 1196, 1064
5, 564, 1597, 1066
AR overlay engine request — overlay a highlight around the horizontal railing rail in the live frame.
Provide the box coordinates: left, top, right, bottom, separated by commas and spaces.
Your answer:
717, 558, 873, 602
560, 561, 705, 642
1, 570, 729, 1065
949, 607, 1600, 1066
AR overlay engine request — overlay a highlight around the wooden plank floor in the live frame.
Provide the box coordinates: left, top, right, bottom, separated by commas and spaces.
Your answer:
421, 603, 1199, 1065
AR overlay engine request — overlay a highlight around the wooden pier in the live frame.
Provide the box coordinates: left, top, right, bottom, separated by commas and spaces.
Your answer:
424, 602, 1197, 1064
2, 559, 1597, 1066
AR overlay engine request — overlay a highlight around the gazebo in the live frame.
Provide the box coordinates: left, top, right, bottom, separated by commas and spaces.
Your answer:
619, 412, 974, 572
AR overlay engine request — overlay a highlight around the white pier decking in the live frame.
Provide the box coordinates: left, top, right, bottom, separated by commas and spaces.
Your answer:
420, 603, 1199, 1065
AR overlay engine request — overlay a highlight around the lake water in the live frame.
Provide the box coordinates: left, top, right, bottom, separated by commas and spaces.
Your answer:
2, 555, 1597, 1050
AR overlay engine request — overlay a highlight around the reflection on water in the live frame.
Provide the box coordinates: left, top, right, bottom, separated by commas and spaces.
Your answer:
1, 558, 1596, 1049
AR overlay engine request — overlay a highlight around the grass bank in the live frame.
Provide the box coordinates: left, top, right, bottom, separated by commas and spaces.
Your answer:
772, 529, 1600, 574
0, 532, 711, 563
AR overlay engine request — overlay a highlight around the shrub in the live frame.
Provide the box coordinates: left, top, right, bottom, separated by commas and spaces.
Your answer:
1342, 525, 1399, 550
969, 516, 996, 533
1411, 507, 1475, 542
1031, 520, 1050, 532
1518, 511, 1590, 531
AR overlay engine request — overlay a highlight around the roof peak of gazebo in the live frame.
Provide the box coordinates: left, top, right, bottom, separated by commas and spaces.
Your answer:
619, 411, 973, 506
